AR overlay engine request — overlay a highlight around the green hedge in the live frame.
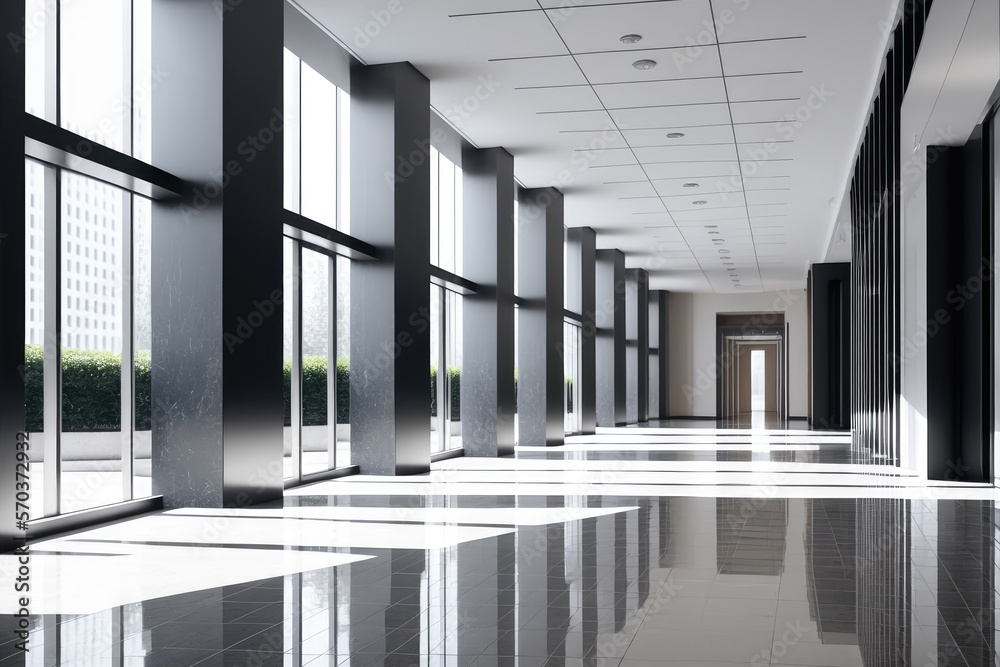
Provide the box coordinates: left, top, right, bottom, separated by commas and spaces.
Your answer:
24, 345, 44, 432
23, 345, 575, 431
430, 365, 461, 421
24, 344, 152, 432
282, 357, 350, 426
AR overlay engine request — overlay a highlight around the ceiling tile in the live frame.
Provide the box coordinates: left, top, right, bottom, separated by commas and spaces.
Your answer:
576, 47, 723, 85
634, 143, 738, 163
719, 38, 808, 77
594, 77, 728, 110
621, 124, 734, 145
547, 0, 715, 53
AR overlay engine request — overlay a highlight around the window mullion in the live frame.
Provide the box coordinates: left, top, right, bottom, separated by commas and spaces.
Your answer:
122, 0, 133, 156
43, 166, 61, 517
120, 192, 134, 501
328, 254, 337, 472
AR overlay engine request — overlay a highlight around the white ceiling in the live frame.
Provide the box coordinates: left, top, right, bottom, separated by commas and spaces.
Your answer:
296, 0, 898, 293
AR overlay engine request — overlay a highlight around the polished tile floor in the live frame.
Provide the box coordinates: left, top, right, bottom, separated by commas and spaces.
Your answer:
1, 428, 999, 666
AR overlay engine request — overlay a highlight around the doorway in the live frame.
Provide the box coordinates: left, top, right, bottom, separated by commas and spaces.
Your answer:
717, 315, 787, 428
737, 342, 779, 428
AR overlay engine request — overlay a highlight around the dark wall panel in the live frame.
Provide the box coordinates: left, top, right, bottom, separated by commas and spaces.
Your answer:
595, 250, 626, 427
568, 228, 597, 433
810, 263, 851, 430
350, 63, 432, 474
926, 134, 991, 482
516, 188, 564, 446
151, 0, 284, 508
462, 147, 515, 457
625, 269, 649, 424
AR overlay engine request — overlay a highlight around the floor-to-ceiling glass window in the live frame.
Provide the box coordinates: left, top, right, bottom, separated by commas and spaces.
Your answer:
513, 198, 520, 446
429, 145, 465, 455
564, 321, 582, 434
430, 286, 443, 451
59, 173, 125, 513
21, 0, 158, 519
282, 47, 353, 483
24, 160, 47, 518
563, 225, 584, 435
26, 168, 155, 517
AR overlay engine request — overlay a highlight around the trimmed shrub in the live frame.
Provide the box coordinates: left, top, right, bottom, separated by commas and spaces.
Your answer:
135, 349, 152, 430
60, 347, 123, 432
24, 345, 44, 432
23, 346, 499, 431
282, 356, 350, 426
429, 365, 462, 421
25, 345, 153, 432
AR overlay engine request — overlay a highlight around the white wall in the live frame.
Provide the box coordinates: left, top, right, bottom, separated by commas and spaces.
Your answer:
668, 289, 809, 418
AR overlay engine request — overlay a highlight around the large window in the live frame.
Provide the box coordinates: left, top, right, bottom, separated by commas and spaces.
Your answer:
564, 321, 582, 434
284, 48, 350, 231
429, 145, 465, 454
283, 241, 353, 481
282, 48, 354, 482
21, 0, 157, 519
430, 148, 463, 275
25, 162, 154, 517
26, 0, 153, 158
513, 198, 520, 446
430, 287, 463, 454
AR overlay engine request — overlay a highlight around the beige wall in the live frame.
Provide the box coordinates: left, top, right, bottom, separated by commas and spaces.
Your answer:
667, 290, 809, 418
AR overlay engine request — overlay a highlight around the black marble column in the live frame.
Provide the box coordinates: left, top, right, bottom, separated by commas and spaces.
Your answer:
516, 188, 564, 447
151, 0, 284, 508
462, 147, 515, 457
626, 269, 649, 424
0, 0, 26, 553
349, 63, 431, 475
596, 250, 626, 427
567, 227, 597, 433
810, 263, 850, 429
649, 290, 669, 421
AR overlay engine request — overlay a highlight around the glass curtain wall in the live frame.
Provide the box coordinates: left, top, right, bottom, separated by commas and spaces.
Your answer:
429, 147, 465, 454
284, 47, 350, 231
23, 0, 155, 518
22, 0, 156, 518
513, 198, 520, 446
564, 321, 582, 434
24, 164, 155, 517
282, 47, 353, 483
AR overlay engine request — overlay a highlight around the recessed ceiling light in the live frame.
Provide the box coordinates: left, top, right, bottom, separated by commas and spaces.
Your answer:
683, 182, 699, 188
632, 59, 657, 70
620, 34, 643, 44
692, 200, 707, 205
667, 132, 685, 139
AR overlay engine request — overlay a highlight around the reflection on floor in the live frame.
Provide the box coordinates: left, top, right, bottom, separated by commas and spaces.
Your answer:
1, 428, 998, 665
